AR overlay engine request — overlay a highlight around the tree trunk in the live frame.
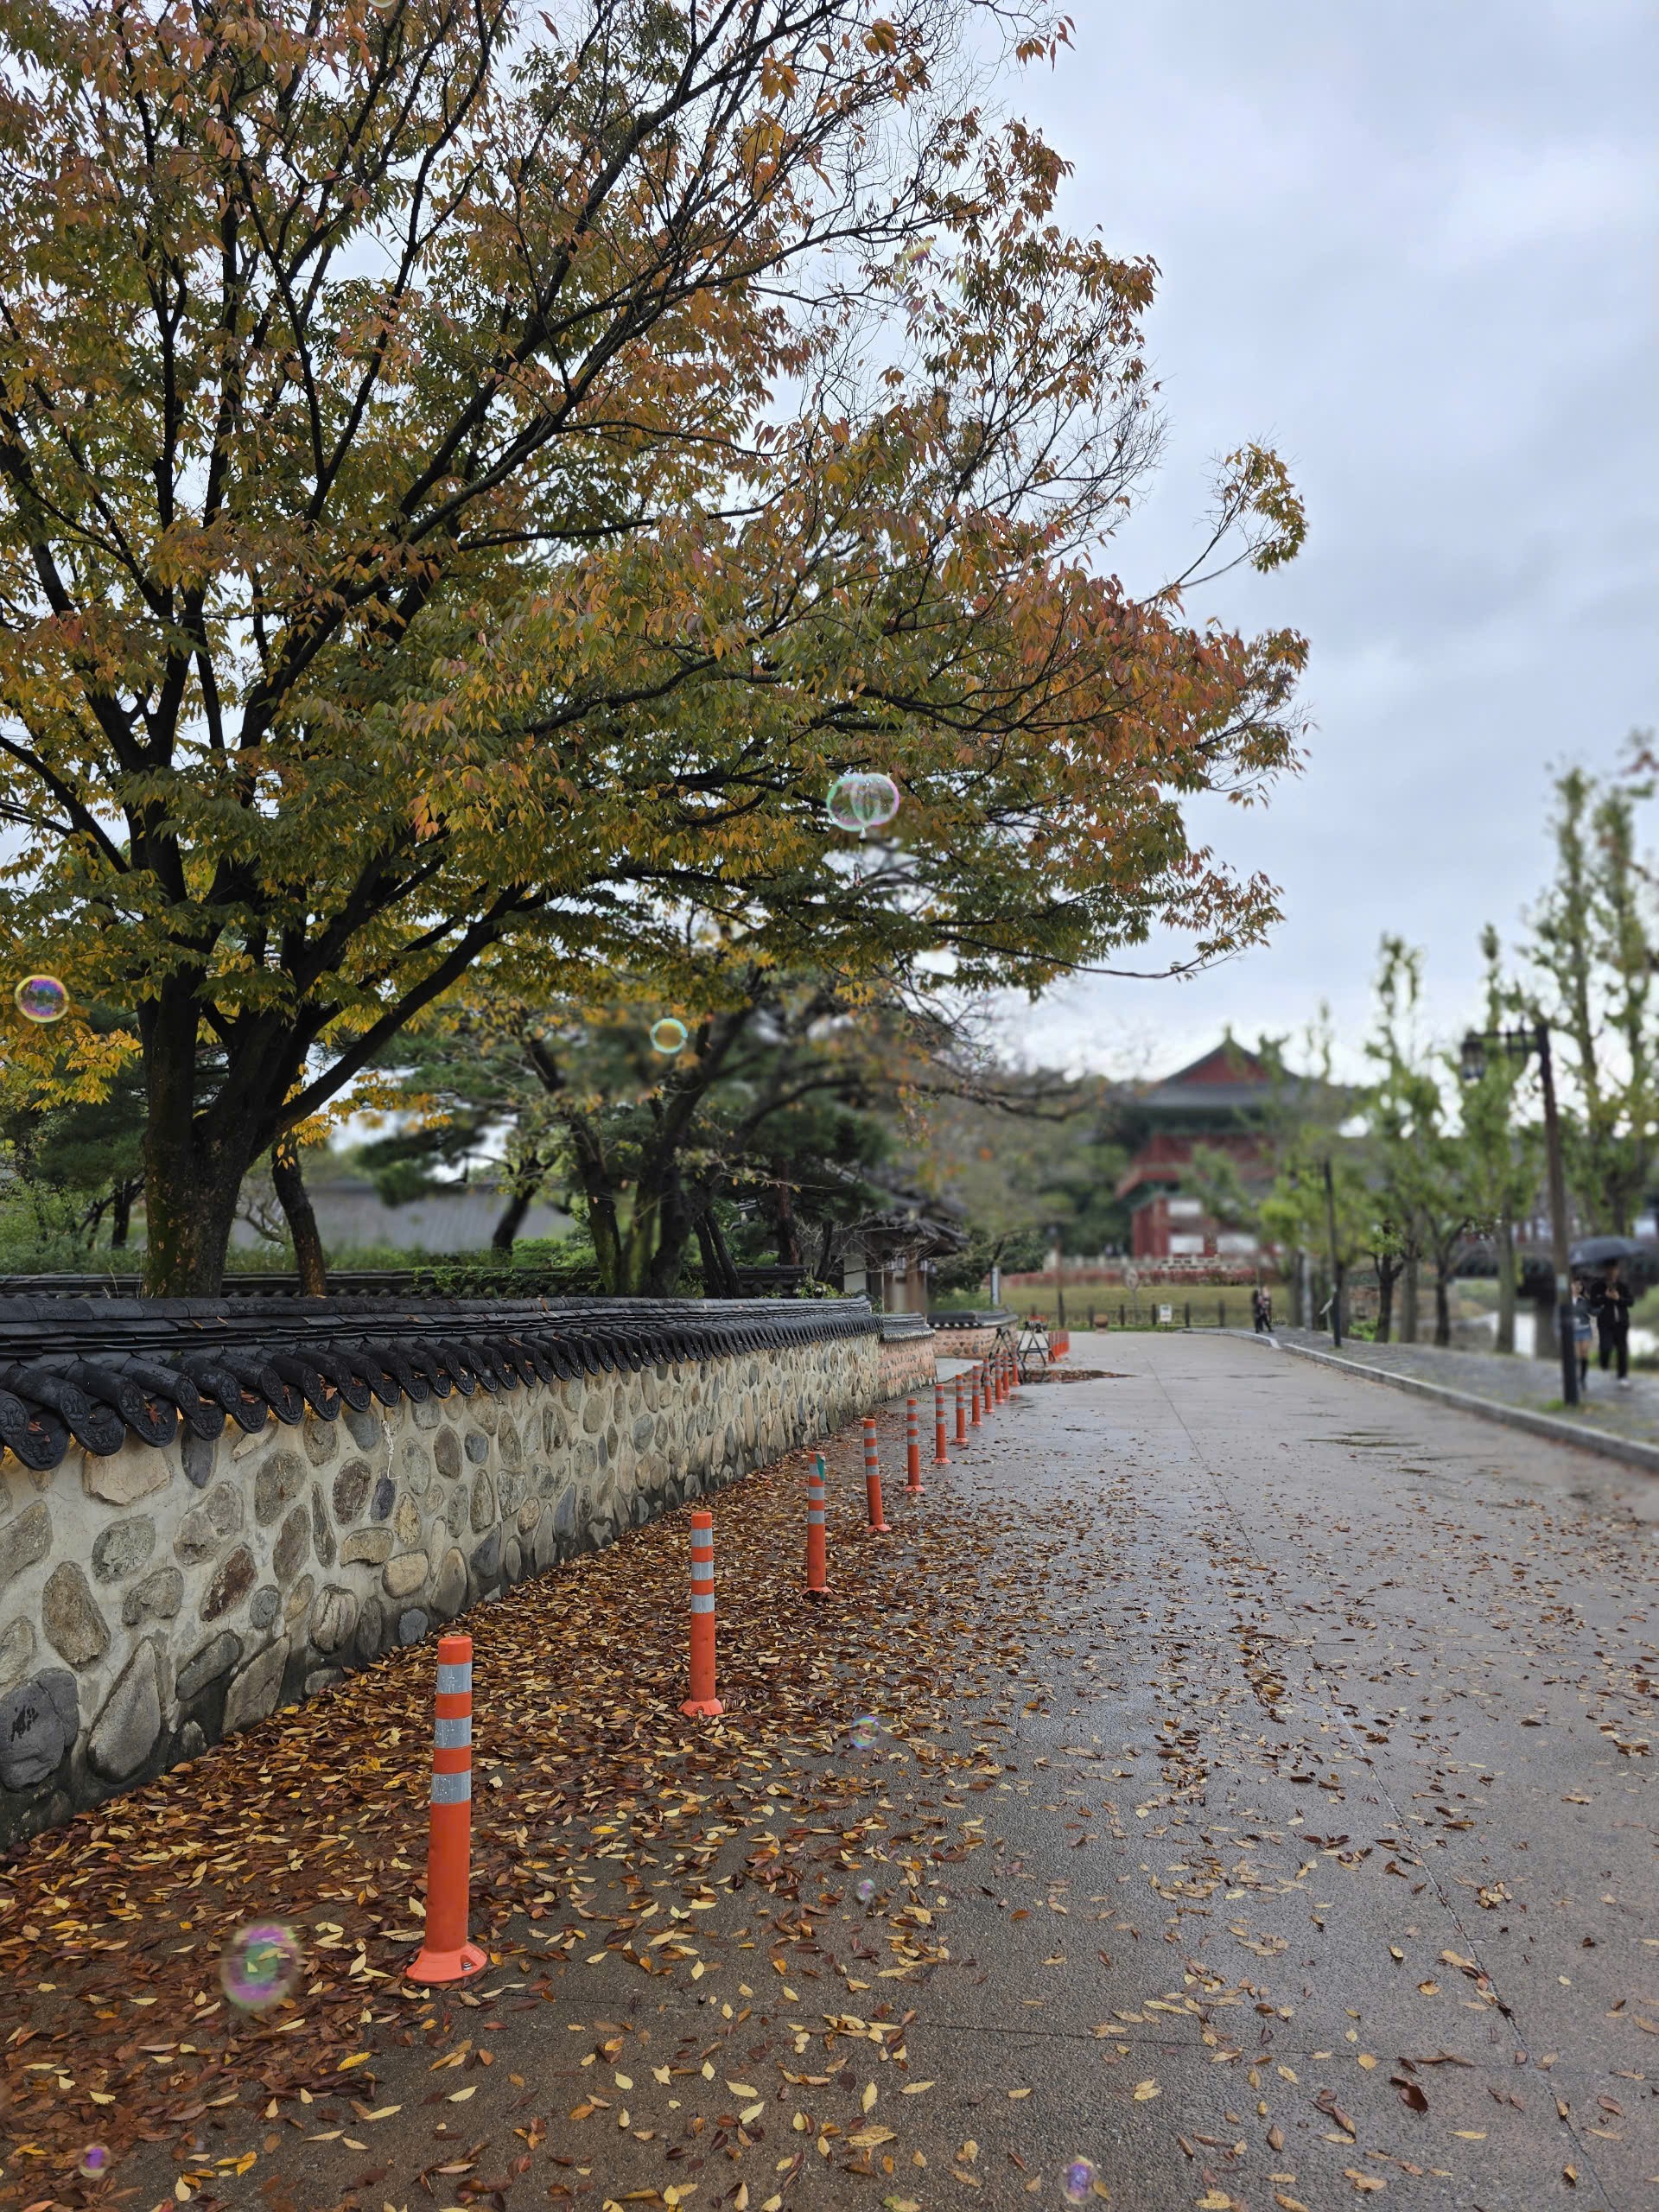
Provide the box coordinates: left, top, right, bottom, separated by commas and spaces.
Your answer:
1433, 1262, 1452, 1346
110, 1179, 137, 1251
645, 1172, 696, 1296
1375, 1258, 1397, 1343
490, 1167, 541, 1253
1401, 1258, 1420, 1344
143, 1124, 249, 1296
1496, 1213, 1516, 1354
767, 1161, 803, 1266
696, 1207, 742, 1297
271, 1141, 328, 1296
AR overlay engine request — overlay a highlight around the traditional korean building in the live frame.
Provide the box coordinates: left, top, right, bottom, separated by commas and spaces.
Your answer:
1115, 1039, 1288, 1261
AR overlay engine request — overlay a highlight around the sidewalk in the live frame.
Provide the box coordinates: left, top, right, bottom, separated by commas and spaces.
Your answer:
2, 1339, 1652, 2211
1263, 1325, 1659, 1474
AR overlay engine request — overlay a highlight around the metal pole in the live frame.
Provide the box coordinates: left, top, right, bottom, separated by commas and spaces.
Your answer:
1323, 1158, 1343, 1349
1536, 1022, 1578, 1407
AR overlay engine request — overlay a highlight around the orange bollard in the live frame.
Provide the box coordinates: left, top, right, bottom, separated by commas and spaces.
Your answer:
1010, 1346, 1021, 1393
906, 1396, 924, 1495
407, 1635, 487, 1984
933, 1380, 950, 1466
969, 1363, 983, 1427
805, 1454, 830, 1600
955, 1370, 969, 1444
981, 1360, 994, 1418
681, 1510, 724, 1716
995, 1351, 1008, 1403
863, 1416, 893, 1535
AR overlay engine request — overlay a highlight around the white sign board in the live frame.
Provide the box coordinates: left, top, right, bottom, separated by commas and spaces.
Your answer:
1157, 1303, 1173, 1325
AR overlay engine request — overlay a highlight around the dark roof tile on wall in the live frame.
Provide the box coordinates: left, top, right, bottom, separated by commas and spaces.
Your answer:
0, 1295, 878, 1471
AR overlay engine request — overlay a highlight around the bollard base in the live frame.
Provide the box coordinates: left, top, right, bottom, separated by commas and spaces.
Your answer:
905, 1482, 925, 1500
864, 1520, 893, 1536
680, 1695, 726, 1717
405, 1939, 488, 1985
804, 1584, 831, 1602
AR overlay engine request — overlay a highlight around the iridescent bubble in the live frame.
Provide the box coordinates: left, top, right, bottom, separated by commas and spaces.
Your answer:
1062, 2158, 1097, 2203
849, 1713, 880, 1750
77, 2145, 111, 2178
219, 1920, 303, 2010
855, 1878, 875, 1903
826, 771, 900, 834
650, 1017, 689, 1055
13, 974, 68, 1024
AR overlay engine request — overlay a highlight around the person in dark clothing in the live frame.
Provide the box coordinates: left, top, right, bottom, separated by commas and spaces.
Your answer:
1570, 1276, 1594, 1392
1593, 1260, 1633, 1383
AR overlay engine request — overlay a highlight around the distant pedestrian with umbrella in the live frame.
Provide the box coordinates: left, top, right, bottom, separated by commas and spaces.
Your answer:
1593, 1258, 1634, 1385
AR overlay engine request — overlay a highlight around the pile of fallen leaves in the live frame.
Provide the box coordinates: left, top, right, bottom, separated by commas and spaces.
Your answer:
0, 1405, 1040, 2212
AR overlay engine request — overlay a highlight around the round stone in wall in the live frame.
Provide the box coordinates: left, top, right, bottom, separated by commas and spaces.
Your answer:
0, 1669, 78, 1789
200, 1545, 257, 1623
41, 1561, 111, 1669
91, 1516, 156, 1584
332, 1458, 372, 1523
253, 1447, 307, 1527
432, 1547, 466, 1616
87, 1643, 163, 1781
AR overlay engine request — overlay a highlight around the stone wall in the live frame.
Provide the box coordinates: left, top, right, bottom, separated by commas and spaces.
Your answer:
0, 1323, 880, 1851
875, 1318, 942, 1389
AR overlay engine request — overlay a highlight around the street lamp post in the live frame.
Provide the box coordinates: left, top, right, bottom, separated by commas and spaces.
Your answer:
1459, 1021, 1577, 1408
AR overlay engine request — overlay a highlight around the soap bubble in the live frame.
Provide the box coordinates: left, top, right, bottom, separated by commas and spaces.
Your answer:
826, 771, 900, 834
219, 1920, 303, 2010
849, 1713, 880, 1750
13, 974, 68, 1024
1062, 2159, 1097, 2203
76, 2145, 111, 2178
855, 1878, 875, 1903
650, 1017, 689, 1055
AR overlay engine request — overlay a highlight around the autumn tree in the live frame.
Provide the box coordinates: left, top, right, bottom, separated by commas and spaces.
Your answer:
0, 0, 1307, 1292
362, 969, 906, 1294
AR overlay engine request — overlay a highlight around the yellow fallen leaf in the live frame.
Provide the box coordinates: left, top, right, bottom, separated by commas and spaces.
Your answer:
1198, 2194, 1233, 2210
1357, 2054, 1377, 2070
861, 2082, 878, 2113
1343, 2174, 1387, 2194
337, 2053, 372, 2072
615, 2072, 633, 2089
1452, 2130, 1487, 2140
727, 2082, 757, 2097
1276, 2196, 1313, 2211
741, 2103, 765, 2126
363, 2106, 401, 2121
1133, 2079, 1160, 2101
1007, 2086, 1031, 2099
849, 2125, 897, 2148
900, 2082, 935, 2095
447, 2085, 477, 2102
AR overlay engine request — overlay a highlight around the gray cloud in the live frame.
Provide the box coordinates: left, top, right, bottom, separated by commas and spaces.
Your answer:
999, 0, 1658, 1077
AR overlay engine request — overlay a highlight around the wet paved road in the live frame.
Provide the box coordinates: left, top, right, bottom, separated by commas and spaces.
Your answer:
7, 1334, 1654, 2212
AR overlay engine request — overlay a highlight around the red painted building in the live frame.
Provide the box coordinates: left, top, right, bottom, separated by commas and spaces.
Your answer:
1116, 1041, 1283, 1261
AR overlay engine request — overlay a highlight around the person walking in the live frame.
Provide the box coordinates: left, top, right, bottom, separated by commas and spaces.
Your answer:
1593, 1259, 1633, 1385
1570, 1275, 1594, 1394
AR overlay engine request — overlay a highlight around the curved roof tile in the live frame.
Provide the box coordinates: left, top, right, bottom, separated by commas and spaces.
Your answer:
0, 1295, 879, 1471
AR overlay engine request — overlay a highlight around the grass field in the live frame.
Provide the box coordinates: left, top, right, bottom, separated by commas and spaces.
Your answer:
995, 1281, 1266, 1330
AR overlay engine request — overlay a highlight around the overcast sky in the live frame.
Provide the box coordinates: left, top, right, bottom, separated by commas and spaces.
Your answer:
991, 0, 1657, 1084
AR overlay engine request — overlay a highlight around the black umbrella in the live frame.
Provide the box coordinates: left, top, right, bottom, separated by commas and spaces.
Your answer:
1569, 1235, 1644, 1268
